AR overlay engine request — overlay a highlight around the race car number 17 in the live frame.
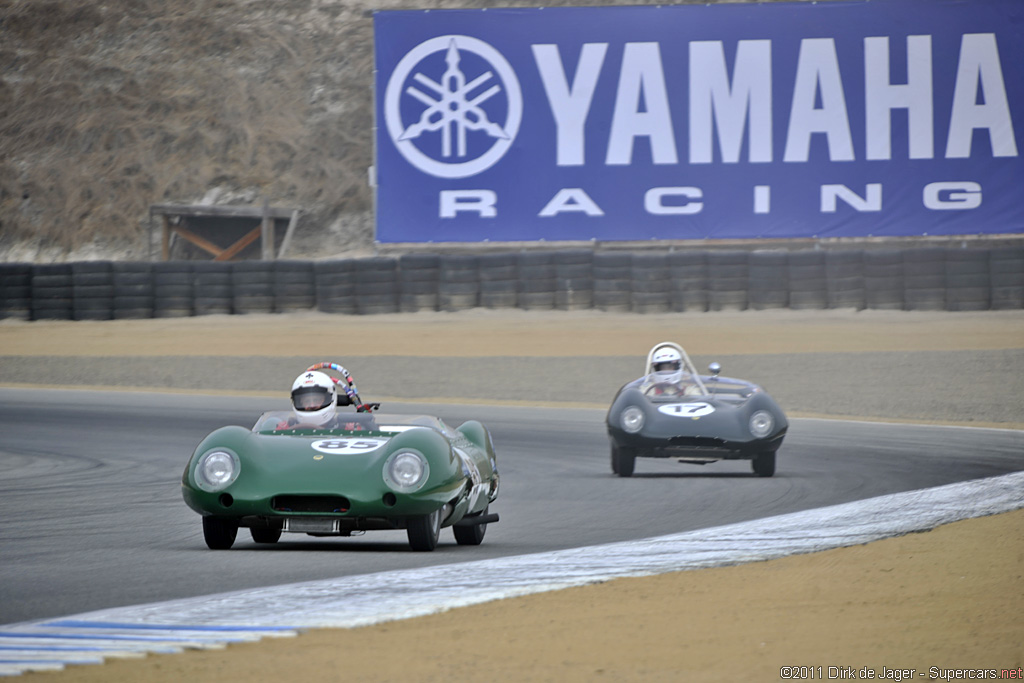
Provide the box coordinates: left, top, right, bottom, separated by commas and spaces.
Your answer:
657, 403, 716, 418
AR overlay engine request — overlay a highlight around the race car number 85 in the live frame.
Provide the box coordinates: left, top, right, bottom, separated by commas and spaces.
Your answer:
311, 438, 389, 454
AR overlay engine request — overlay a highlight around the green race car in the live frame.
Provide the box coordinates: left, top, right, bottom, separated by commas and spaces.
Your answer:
182, 362, 500, 551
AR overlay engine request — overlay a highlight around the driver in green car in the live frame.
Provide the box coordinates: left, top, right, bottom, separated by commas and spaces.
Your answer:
276, 370, 340, 429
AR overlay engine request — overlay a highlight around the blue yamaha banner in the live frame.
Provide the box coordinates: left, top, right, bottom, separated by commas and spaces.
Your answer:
373, 0, 1023, 243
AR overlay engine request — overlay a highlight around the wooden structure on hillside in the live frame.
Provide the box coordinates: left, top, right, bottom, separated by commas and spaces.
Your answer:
149, 203, 300, 261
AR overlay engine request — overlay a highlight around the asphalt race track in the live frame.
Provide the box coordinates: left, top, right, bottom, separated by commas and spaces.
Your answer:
1, 387, 1021, 627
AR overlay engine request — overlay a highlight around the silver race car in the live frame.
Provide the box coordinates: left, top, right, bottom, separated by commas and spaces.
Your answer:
606, 342, 788, 477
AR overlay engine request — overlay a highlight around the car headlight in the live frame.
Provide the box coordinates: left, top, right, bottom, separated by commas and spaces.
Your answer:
195, 450, 240, 492
749, 410, 774, 438
621, 406, 646, 434
383, 450, 430, 493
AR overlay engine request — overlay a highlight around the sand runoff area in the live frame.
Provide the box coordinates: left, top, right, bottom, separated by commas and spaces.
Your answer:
4, 308, 1022, 682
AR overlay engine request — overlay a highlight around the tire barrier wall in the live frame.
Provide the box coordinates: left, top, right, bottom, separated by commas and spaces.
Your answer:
1, 247, 1022, 321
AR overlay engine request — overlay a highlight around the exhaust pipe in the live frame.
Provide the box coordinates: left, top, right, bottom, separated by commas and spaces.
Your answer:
453, 512, 500, 527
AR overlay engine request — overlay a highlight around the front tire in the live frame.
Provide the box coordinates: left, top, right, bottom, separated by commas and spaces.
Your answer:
407, 508, 441, 551
611, 445, 636, 478
752, 451, 776, 477
202, 516, 238, 550
251, 527, 282, 544
453, 506, 488, 546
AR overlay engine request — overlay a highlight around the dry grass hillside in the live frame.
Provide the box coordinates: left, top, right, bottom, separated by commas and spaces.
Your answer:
2, 0, 778, 263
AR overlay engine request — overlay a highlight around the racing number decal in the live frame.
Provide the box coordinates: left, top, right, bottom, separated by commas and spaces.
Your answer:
310, 438, 389, 455
657, 402, 716, 418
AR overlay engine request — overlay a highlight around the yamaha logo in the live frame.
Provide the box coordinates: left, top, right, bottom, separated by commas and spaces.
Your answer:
383, 35, 522, 179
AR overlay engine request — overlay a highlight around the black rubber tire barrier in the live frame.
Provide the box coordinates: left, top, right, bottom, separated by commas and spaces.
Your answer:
479, 267, 517, 284
550, 249, 593, 265
592, 253, 631, 311
400, 292, 439, 312
518, 251, 558, 310
273, 261, 315, 312
0, 265, 32, 320
315, 260, 359, 314
30, 264, 74, 319
480, 291, 518, 309
592, 252, 631, 278
518, 291, 556, 310
9, 247, 1016, 319
480, 279, 517, 294
319, 297, 357, 315
359, 295, 400, 315
401, 267, 443, 283
990, 247, 1024, 309
231, 262, 273, 313
356, 279, 399, 295
554, 263, 591, 279
192, 262, 232, 315
437, 281, 477, 295
351, 259, 399, 314
748, 250, 788, 281
555, 289, 594, 311
593, 290, 631, 312
630, 253, 670, 311
519, 278, 556, 294
439, 254, 480, 287
787, 250, 827, 309
31, 300, 74, 320
631, 291, 671, 313
315, 259, 359, 282
668, 250, 709, 312
943, 248, 990, 311
787, 252, 827, 310
706, 252, 749, 311
71, 260, 115, 321
901, 247, 946, 310
111, 263, 154, 318
399, 253, 442, 269
194, 298, 233, 316
747, 250, 789, 310
708, 287, 748, 311
593, 279, 630, 293
706, 251, 749, 310
438, 255, 479, 311
152, 261, 195, 316
399, 254, 440, 312
518, 264, 556, 280
71, 264, 115, 323
749, 289, 789, 310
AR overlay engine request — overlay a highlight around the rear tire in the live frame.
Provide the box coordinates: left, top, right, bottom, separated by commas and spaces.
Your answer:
752, 451, 776, 477
407, 508, 442, 551
611, 445, 636, 478
202, 516, 238, 549
453, 506, 488, 546
251, 527, 282, 544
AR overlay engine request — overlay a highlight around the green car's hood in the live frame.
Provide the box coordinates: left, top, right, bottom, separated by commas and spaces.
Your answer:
182, 415, 475, 519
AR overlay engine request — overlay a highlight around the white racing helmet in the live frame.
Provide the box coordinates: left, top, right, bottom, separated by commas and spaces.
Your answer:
290, 371, 337, 426
649, 346, 683, 385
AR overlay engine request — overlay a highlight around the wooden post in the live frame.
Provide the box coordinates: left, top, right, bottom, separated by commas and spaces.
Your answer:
161, 214, 171, 261
278, 210, 300, 258
261, 201, 274, 261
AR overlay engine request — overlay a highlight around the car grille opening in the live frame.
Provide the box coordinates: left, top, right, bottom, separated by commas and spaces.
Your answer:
271, 495, 350, 513
667, 436, 729, 449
